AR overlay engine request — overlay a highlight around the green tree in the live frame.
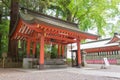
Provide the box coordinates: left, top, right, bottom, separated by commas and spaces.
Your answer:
0, 20, 9, 55
19, 0, 55, 13
51, 45, 57, 58
0, 0, 10, 56
49, 0, 120, 37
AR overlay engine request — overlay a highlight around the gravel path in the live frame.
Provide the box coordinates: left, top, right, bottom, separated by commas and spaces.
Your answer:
0, 68, 120, 80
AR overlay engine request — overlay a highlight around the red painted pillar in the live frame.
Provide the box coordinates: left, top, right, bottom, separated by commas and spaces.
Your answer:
39, 34, 45, 69
61, 45, 65, 58
77, 40, 81, 67
32, 42, 36, 58
58, 44, 61, 57
27, 39, 31, 58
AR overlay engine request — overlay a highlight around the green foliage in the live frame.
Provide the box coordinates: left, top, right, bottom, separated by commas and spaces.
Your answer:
19, 0, 55, 13
51, 45, 57, 58
0, 20, 9, 55
66, 58, 72, 66
49, 0, 120, 37
0, 0, 10, 57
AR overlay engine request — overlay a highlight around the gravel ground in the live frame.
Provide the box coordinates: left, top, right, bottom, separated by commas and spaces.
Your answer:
0, 68, 120, 80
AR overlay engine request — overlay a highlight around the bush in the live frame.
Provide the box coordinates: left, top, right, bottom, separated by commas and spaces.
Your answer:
51, 45, 57, 58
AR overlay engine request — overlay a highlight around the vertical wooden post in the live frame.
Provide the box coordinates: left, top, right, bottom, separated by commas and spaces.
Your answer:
61, 45, 65, 58
77, 40, 81, 67
27, 39, 31, 58
39, 34, 45, 69
58, 44, 61, 58
32, 42, 36, 58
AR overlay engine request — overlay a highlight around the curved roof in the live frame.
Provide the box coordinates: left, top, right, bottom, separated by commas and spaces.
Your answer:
18, 8, 99, 40
108, 35, 120, 43
10, 8, 99, 45
72, 38, 120, 53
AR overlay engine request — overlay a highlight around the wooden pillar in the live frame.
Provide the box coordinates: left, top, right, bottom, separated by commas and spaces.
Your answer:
77, 40, 81, 67
58, 44, 61, 58
61, 45, 65, 58
39, 34, 45, 69
27, 39, 31, 58
32, 42, 36, 58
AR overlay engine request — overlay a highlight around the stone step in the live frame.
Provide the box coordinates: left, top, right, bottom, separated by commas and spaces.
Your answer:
34, 64, 68, 69
45, 59, 66, 65
44, 64, 68, 69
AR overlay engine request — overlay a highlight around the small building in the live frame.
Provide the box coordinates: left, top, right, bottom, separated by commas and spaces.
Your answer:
69, 34, 120, 65
10, 7, 98, 69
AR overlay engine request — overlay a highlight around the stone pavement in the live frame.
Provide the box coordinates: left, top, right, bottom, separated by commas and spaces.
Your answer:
0, 64, 120, 80
85, 64, 120, 72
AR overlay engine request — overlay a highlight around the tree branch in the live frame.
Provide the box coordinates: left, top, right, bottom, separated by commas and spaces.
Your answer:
1, 0, 10, 8
78, 3, 95, 23
72, 7, 78, 22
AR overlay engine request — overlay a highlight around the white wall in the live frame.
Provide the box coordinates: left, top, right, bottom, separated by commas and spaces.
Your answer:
67, 43, 77, 59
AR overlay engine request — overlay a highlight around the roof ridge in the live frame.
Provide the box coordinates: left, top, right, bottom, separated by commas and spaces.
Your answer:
20, 7, 78, 28
82, 38, 111, 44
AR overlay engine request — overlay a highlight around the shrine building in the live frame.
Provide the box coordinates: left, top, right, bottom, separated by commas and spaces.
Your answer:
71, 33, 120, 65
10, 8, 98, 69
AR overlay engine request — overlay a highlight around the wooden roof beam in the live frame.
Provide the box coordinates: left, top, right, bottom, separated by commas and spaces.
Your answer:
40, 24, 80, 38
15, 33, 38, 41
11, 19, 22, 39
45, 40, 67, 45
45, 34, 76, 43
40, 23, 97, 40
22, 21, 43, 33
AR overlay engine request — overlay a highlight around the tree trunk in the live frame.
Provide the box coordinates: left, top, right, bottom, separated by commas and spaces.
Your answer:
0, 34, 2, 55
0, 13, 2, 55
0, 13, 2, 23
66, 9, 72, 22
8, 0, 19, 58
